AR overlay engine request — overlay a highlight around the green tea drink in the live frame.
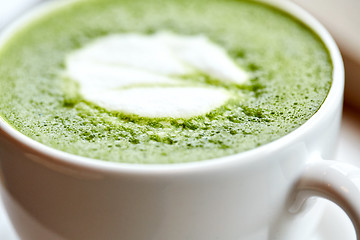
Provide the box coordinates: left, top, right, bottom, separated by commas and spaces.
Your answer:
0, 0, 332, 164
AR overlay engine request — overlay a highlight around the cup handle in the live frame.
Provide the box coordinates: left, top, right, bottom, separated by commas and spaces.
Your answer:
290, 153, 360, 239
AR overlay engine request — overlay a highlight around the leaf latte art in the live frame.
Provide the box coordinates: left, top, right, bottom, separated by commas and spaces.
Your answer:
65, 32, 249, 118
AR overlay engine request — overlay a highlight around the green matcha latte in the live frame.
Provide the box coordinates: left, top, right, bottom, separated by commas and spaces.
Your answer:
0, 0, 332, 164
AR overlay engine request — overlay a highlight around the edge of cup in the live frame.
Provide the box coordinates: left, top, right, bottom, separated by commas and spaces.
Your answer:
0, 0, 344, 174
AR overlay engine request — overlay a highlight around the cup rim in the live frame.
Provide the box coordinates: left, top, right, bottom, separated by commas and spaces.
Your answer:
0, 0, 344, 174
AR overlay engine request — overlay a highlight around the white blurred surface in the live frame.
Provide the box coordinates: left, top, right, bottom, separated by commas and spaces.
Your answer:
0, 0, 41, 29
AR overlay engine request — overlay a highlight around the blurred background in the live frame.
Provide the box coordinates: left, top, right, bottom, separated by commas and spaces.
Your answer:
292, 0, 360, 110
0, 0, 359, 239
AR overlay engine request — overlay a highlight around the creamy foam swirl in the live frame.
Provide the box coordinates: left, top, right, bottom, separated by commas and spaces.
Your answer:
65, 32, 248, 118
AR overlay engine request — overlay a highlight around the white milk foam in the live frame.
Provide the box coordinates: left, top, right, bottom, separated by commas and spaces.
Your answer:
65, 32, 248, 118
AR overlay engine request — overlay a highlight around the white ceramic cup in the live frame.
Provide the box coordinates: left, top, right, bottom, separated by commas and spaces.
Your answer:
291, 0, 360, 110
0, 1, 358, 240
